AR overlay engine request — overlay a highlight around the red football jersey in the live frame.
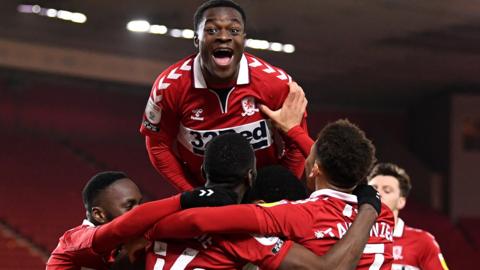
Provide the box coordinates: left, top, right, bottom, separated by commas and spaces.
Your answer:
145, 234, 292, 270
391, 218, 449, 270
253, 189, 395, 270
140, 52, 307, 190
46, 220, 113, 270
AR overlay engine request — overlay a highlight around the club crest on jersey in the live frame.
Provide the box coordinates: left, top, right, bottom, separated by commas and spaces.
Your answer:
191, 108, 204, 121
393, 246, 403, 260
241, 96, 259, 117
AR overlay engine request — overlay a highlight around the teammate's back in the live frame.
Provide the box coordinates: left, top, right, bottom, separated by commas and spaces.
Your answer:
250, 188, 394, 269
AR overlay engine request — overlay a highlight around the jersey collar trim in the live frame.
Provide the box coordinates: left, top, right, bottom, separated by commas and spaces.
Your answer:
193, 53, 250, 89
309, 188, 358, 203
393, 218, 405, 237
82, 219, 95, 227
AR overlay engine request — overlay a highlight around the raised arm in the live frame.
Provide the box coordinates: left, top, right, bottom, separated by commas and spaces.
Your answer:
140, 74, 195, 191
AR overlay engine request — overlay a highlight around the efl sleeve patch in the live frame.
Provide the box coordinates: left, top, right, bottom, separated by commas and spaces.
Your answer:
145, 98, 162, 124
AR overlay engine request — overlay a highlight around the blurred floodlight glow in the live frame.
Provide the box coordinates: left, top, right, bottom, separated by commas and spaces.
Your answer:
149, 25, 168, 34
71, 13, 87, 23
127, 20, 150, 32
170, 29, 182, 38
57, 10, 73, 20
32, 5, 41, 13
46, 9, 57, 17
283, 44, 296, 53
182, 29, 195, 39
269, 42, 283, 52
246, 39, 270, 50
17, 5, 87, 24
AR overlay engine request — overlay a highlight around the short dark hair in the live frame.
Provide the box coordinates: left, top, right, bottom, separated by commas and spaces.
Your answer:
82, 171, 128, 213
193, 0, 246, 32
315, 119, 376, 189
368, 163, 412, 198
245, 165, 308, 203
203, 133, 254, 185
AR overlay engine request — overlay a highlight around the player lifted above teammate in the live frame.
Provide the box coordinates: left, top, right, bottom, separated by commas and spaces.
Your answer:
368, 163, 449, 270
140, 0, 307, 191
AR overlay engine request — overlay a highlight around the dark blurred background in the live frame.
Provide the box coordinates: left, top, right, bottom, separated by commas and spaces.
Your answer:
0, 1, 479, 268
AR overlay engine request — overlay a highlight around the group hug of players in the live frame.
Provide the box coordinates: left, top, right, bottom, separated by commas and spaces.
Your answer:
45, 1, 449, 269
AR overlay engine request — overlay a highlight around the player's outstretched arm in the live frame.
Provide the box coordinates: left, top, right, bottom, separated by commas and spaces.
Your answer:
147, 204, 263, 240
92, 187, 237, 254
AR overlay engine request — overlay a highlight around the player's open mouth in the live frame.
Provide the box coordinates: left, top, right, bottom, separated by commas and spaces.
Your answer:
212, 48, 234, 66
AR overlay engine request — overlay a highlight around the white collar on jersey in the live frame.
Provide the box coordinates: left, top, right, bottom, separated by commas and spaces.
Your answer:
82, 219, 95, 227
193, 53, 250, 89
309, 188, 358, 203
393, 217, 405, 238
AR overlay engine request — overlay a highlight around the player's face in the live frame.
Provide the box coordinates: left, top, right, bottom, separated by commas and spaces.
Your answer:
369, 175, 405, 213
98, 178, 142, 222
195, 7, 246, 84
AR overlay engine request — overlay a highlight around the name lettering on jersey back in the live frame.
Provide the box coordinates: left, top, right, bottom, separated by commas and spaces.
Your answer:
315, 220, 393, 242
178, 120, 273, 155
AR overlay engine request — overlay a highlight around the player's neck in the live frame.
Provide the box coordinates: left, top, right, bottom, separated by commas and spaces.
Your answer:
315, 179, 354, 194
393, 210, 399, 225
202, 68, 238, 89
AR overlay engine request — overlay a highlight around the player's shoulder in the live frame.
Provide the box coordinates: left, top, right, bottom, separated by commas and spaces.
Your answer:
59, 224, 97, 251
245, 52, 291, 87
152, 54, 195, 90
379, 203, 395, 224
405, 225, 436, 240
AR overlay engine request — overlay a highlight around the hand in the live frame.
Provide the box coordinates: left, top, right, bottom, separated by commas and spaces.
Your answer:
259, 81, 308, 133
180, 187, 238, 209
353, 184, 381, 215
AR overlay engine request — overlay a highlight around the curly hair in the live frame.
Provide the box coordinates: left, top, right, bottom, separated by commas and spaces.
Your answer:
315, 119, 376, 189
368, 162, 412, 198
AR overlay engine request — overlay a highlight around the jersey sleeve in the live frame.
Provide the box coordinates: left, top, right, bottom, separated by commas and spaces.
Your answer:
273, 76, 309, 179
92, 194, 181, 253
219, 235, 293, 270
284, 125, 314, 158
140, 73, 194, 191
47, 226, 105, 270
146, 204, 263, 240
418, 232, 449, 270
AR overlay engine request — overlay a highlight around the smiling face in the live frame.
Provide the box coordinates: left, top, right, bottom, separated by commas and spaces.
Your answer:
195, 7, 246, 85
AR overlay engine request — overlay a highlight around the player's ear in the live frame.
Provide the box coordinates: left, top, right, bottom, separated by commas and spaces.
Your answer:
194, 34, 199, 49
201, 165, 207, 180
91, 207, 108, 225
309, 162, 321, 178
397, 196, 406, 211
247, 168, 256, 188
